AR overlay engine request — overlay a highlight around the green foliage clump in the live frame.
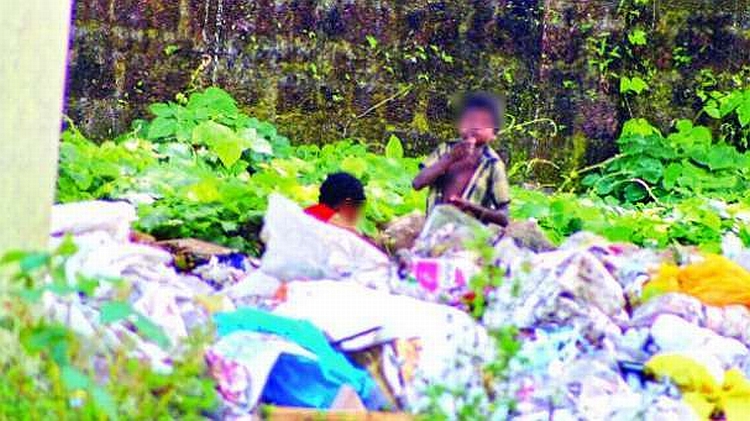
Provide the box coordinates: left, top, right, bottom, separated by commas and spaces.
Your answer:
57, 86, 750, 255
57, 88, 425, 253
582, 117, 750, 203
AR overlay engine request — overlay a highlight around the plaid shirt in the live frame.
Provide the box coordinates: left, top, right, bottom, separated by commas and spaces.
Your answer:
421, 141, 511, 215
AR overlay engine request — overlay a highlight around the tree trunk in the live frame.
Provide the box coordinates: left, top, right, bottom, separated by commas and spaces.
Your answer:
0, 0, 72, 255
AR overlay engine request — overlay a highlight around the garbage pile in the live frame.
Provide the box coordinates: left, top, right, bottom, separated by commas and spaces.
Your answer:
45, 195, 750, 420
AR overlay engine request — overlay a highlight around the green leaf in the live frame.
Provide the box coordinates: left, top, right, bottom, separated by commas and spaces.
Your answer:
385, 135, 404, 159
623, 183, 647, 202
699, 145, 741, 170
628, 29, 647, 46
147, 117, 178, 140
149, 103, 174, 118
100, 301, 134, 324
737, 101, 750, 127
239, 128, 273, 155
55, 235, 78, 257
620, 76, 648, 94
633, 158, 664, 184
61, 365, 91, 390
21, 325, 70, 365
366, 35, 378, 49
704, 104, 721, 119
19, 252, 50, 272
185, 178, 222, 203
596, 178, 616, 195
621, 118, 659, 136
341, 156, 368, 178
193, 121, 247, 168
187, 87, 238, 117
0, 250, 27, 265
663, 163, 682, 190
133, 315, 170, 348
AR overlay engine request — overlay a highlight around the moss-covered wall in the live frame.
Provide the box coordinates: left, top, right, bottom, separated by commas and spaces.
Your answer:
67, 0, 750, 179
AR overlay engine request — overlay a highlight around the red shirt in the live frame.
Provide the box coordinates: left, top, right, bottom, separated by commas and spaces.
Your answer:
304, 204, 337, 223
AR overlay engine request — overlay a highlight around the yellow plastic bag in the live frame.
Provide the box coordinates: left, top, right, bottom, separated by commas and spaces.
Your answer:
646, 353, 750, 420
644, 254, 750, 307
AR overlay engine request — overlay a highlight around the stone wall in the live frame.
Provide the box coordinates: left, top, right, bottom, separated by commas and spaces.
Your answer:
67, 0, 750, 178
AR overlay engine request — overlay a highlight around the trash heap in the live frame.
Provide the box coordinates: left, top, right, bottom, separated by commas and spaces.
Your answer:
45, 195, 750, 420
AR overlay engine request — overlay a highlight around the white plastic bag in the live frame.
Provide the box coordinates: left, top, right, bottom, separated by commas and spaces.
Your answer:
50, 200, 137, 241
260, 194, 389, 281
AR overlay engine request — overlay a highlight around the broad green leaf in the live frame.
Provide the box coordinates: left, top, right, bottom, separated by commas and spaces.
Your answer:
366, 35, 378, 49
185, 178, 222, 203
147, 117, 178, 140
193, 121, 247, 168
633, 158, 663, 184
623, 183, 647, 202
596, 178, 616, 195
55, 235, 78, 257
704, 105, 721, 119
149, 103, 174, 118
629, 77, 648, 94
697, 145, 741, 170
100, 301, 134, 324
341, 156, 368, 178
21, 325, 70, 365
581, 173, 599, 186
737, 101, 750, 127
621, 118, 659, 137
620, 76, 648, 94
240, 127, 273, 155
385, 135, 404, 159
719, 90, 744, 117
187, 87, 238, 117
663, 163, 683, 190
0, 249, 27, 265
61, 366, 91, 390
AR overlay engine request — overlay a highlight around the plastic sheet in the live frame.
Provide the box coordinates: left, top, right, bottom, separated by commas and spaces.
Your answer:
646, 353, 750, 420
646, 254, 750, 307
260, 194, 389, 281
214, 308, 377, 407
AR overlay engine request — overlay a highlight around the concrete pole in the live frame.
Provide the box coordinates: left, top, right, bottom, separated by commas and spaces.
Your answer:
0, 1, 72, 254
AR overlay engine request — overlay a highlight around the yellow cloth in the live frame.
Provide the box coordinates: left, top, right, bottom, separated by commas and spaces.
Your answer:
645, 353, 750, 420
644, 254, 750, 307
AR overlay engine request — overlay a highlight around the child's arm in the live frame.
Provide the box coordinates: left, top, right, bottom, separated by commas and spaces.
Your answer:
412, 155, 452, 190
412, 140, 475, 190
449, 197, 509, 227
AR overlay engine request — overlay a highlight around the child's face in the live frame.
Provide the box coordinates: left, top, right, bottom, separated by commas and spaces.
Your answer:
338, 202, 364, 227
458, 109, 496, 144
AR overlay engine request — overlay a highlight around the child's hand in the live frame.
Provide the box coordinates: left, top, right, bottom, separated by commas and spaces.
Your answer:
448, 196, 472, 210
449, 138, 476, 163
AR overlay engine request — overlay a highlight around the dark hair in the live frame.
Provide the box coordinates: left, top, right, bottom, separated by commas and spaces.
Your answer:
458, 92, 505, 133
319, 172, 366, 208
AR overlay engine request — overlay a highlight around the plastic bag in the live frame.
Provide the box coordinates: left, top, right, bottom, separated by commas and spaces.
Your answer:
412, 204, 490, 257
646, 353, 750, 420
50, 200, 136, 241
214, 307, 376, 407
645, 254, 750, 307
260, 194, 389, 281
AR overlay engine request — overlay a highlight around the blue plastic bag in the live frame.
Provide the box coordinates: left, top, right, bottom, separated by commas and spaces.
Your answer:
214, 308, 378, 409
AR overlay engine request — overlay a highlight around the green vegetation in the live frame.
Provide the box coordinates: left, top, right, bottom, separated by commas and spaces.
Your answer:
57, 87, 750, 255
58, 88, 424, 253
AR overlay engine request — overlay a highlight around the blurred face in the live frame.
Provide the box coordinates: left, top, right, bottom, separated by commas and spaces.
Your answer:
458, 108, 496, 144
337, 200, 364, 227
